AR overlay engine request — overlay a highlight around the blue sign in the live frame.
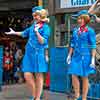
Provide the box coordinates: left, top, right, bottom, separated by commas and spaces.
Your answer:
60, 0, 96, 8
71, 0, 96, 6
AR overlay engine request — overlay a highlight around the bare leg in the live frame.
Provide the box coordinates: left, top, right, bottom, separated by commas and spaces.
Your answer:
24, 72, 36, 98
35, 73, 44, 100
72, 75, 80, 99
82, 77, 89, 100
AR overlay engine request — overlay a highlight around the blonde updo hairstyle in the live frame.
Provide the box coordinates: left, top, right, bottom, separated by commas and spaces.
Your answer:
35, 9, 49, 23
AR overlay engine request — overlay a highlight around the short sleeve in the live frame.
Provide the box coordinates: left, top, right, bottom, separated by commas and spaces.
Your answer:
42, 24, 50, 44
21, 27, 30, 38
88, 28, 96, 49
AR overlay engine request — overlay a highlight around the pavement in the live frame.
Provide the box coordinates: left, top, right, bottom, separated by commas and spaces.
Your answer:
0, 84, 69, 100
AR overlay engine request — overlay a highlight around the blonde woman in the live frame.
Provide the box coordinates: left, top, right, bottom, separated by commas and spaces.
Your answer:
5, 6, 50, 100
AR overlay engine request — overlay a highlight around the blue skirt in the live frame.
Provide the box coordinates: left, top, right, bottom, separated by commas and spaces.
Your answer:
67, 54, 96, 77
22, 44, 48, 73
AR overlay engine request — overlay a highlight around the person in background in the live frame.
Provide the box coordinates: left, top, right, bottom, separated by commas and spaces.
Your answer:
9, 50, 14, 84
5, 6, 50, 100
88, 0, 100, 23
66, 10, 96, 100
3, 50, 13, 84
14, 47, 23, 83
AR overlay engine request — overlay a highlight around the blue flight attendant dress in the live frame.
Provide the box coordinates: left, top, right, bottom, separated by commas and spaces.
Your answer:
67, 26, 96, 77
21, 22, 50, 73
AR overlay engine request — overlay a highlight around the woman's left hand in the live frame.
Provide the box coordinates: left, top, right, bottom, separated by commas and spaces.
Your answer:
66, 54, 71, 64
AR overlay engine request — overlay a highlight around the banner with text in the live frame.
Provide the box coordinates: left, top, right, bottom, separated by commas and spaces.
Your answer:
60, 0, 96, 8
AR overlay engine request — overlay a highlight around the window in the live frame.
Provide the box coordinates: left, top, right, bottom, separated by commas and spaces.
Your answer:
55, 14, 69, 46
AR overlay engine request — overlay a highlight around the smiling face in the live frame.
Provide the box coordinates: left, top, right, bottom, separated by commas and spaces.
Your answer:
77, 16, 85, 26
77, 14, 90, 26
32, 12, 41, 23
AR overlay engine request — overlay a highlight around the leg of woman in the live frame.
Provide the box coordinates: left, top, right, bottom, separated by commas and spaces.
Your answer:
35, 73, 44, 100
82, 77, 89, 100
24, 72, 36, 98
72, 75, 80, 99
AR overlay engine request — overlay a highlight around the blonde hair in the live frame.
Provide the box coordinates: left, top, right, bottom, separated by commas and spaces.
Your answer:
78, 14, 90, 24
35, 9, 50, 23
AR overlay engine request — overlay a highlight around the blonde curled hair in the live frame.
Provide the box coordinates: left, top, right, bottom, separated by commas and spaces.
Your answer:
35, 9, 50, 23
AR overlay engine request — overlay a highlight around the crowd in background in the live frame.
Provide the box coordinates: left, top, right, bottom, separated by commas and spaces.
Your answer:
0, 15, 34, 85
3, 41, 24, 85
7, 15, 33, 31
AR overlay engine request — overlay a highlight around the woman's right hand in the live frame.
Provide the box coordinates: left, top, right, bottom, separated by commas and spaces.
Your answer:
66, 54, 71, 64
5, 28, 16, 35
34, 24, 40, 32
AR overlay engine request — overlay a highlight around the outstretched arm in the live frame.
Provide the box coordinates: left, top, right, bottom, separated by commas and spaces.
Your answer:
88, 0, 99, 14
95, 16, 100, 23
5, 28, 22, 36
88, 0, 100, 23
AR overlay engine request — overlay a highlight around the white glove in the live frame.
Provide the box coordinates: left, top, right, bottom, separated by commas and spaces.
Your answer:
34, 24, 40, 32
46, 55, 49, 63
66, 54, 71, 64
5, 28, 16, 35
90, 57, 95, 69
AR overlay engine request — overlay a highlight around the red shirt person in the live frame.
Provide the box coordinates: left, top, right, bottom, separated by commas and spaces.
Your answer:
3, 51, 13, 71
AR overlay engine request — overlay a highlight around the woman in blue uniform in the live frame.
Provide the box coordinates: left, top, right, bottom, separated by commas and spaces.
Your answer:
66, 10, 96, 100
5, 6, 50, 100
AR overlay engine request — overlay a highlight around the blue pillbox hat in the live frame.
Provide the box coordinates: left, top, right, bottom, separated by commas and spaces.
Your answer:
72, 10, 89, 17
32, 6, 43, 13
71, 10, 97, 20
